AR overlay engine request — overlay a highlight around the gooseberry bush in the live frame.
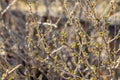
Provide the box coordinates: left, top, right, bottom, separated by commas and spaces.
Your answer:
0, 0, 120, 80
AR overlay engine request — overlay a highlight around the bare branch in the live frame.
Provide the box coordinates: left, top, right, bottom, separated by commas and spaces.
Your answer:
1, 0, 17, 16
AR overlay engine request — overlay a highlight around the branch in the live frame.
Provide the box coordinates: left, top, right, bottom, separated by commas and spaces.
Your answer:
108, 30, 120, 43
38, 22, 58, 28
1, 0, 17, 16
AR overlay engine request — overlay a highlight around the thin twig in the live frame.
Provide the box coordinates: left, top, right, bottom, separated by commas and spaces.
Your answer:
37, 22, 58, 28
2, 64, 22, 80
7, 64, 22, 74
108, 30, 120, 43
1, 0, 17, 16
